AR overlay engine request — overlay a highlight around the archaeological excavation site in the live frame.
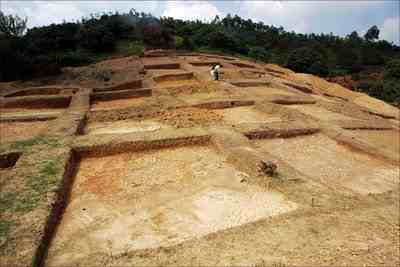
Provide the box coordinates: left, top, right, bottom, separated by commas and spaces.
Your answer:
0, 51, 399, 266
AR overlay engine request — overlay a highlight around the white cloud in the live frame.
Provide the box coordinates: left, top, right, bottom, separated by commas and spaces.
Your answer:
380, 17, 399, 45
2, 1, 160, 28
162, 1, 222, 21
239, 1, 384, 34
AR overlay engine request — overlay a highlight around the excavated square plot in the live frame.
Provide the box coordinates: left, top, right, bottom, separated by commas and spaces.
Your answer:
90, 97, 148, 111
215, 106, 282, 125
287, 104, 353, 121
0, 121, 49, 143
84, 119, 174, 135
155, 79, 200, 89
253, 134, 399, 195
46, 145, 297, 266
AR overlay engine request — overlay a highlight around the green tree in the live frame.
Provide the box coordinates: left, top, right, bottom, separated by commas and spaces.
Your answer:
364, 25, 379, 42
0, 11, 27, 37
286, 47, 328, 76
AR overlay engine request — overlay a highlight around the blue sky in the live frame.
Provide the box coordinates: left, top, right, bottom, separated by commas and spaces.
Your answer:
2, 1, 399, 44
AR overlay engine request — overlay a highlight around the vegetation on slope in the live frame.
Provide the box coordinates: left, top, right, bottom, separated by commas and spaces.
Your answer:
0, 9, 399, 105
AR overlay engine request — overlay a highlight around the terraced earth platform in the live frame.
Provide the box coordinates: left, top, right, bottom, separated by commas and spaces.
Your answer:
0, 51, 399, 266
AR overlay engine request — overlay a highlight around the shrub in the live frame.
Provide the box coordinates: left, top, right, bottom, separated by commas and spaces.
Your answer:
383, 59, 400, 80
248, 46, 269, 62
57, 50, 92, 66
286, 47, 328, 76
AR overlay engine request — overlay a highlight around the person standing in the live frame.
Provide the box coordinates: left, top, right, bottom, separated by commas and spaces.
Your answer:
210, 64, 221, 81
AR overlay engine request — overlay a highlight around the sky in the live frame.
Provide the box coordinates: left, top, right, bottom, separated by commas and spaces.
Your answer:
1, 0, 399, 44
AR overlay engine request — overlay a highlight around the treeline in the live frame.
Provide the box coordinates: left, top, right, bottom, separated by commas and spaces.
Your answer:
0, 10, 399, 104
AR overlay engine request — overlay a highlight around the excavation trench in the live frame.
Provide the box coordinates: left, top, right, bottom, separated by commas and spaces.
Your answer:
0, 120, 52, 143
1, 96, 71, 115
45, 144, 297, 266
5, 87, 78, 97
253, 133, 399, 195
90, 97, 150, 111
84, 106, 281, 135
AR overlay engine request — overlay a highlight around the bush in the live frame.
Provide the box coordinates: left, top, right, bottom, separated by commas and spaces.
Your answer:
57, 50, 92, 66
0, 36, 61, 81
383, 59, 400, 80
362, 47, 384, 65
207, 30, 240, 53
248, 46, 269, 62
286, 47, 328, 76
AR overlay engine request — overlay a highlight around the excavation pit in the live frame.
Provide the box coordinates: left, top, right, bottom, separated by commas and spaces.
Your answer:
153, 72, 194, 83
0, 120, 50, 143
5, 87, 78, 97
46, 145, 297, 265
156, 79, 199, 89
90, 97, 149, 111
287, 104, 354, 121
253, 133, 399, 195
84, 119, 173, 135
215, 106, 282, 125
1, 97, 71, 115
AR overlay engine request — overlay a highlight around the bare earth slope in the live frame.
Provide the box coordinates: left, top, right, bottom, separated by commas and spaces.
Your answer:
0, 51, 399, 266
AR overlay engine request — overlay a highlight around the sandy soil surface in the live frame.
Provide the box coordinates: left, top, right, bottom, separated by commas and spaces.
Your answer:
287, 104, 354, 121
0, 121, 48, 143
85, 119, 173, 135
91, 98, 149, 111
253, 133, 399, 194
46, 146, 296, 266
353, 95, 400, 119
345, 130, 400, 155
215, 106, 282, 125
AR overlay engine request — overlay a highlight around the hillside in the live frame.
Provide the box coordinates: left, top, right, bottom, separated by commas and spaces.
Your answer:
0, 50, 399, 266
1, 11, 400, 106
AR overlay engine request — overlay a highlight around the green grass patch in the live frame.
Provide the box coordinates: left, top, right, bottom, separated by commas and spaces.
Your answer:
0, 192, 18, 213
11, 136, 62, 150
0, 157, 64, 214
0, 219, 14, 245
